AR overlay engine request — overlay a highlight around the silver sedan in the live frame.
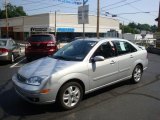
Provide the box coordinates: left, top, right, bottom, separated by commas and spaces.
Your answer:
12, 38, 148, 110
0, 38, 21, 63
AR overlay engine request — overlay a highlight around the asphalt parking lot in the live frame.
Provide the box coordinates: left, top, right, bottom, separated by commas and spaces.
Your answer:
0, 53, 160, 120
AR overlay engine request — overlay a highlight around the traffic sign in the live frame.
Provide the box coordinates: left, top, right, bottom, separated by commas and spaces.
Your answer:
78, 5, 89, 24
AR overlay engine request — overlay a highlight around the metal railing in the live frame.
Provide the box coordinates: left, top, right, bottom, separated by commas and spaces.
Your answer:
130, 39, 156, 48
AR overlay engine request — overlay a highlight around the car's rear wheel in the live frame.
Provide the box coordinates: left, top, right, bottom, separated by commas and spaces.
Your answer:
131, 65, 143, 83
57, 82, 83, 110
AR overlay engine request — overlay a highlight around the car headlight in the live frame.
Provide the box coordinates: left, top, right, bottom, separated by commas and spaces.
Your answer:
26, 76, 47, 86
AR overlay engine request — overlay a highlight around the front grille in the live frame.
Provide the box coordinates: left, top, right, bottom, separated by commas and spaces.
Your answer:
17, 73, 27, 83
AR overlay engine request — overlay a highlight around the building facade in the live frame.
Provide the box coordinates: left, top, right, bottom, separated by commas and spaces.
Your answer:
0, 13, 121, 41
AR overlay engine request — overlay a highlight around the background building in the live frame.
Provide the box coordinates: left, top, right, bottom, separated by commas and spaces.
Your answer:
0, 13, 121, 41
122, 33, 154, 41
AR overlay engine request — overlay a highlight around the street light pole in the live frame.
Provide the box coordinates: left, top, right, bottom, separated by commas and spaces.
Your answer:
5, 0, 9, 37
97, 0, 100, 39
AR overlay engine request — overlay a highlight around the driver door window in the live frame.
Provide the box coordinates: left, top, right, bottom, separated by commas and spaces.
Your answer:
93, 42, 116, 58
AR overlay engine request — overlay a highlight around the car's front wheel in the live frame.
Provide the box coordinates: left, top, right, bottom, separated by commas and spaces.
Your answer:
57, 82, 83, 110
131, 65, 143, 83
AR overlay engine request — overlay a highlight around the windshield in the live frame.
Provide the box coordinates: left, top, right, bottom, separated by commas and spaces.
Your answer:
29, 35, 53, 42
52, 40, 97, 61
0, 40, 7, 46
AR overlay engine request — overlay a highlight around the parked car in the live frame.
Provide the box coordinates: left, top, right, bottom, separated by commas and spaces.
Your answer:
25, 34, 58, 61
0, 38, 21, 63
12, 38, 148, 110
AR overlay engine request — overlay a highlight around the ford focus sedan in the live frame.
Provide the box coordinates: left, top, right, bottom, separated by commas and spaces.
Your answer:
12, 38, 148, 110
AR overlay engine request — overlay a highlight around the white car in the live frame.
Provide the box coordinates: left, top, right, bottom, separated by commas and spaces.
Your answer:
12, 38, 148, 110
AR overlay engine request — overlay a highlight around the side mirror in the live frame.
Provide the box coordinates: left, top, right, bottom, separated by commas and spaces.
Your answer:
91, 56, 105, 62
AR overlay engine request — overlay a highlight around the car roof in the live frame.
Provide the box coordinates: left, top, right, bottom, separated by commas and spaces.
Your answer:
76, 38, 129, 42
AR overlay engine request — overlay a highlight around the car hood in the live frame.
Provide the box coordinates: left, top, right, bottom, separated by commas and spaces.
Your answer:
18, 57, 78, 78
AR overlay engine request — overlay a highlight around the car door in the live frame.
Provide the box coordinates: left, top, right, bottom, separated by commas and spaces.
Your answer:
88, 41, 119, 89
112, 40, 137, 79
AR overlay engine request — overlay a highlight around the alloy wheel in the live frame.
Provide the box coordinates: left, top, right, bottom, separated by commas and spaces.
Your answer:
133, 66, 142, 82
63, 86, 81, 108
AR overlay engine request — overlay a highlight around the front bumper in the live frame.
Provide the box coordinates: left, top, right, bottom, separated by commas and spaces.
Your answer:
12, 74, 56, 104
14, 84, 55, 104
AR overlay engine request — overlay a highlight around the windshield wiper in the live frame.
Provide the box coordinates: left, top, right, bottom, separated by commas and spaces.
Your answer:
53, 55, 70, 61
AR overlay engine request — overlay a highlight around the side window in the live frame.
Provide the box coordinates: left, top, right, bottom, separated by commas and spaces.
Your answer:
126, 42, 137, 52
113, 41, 137, 55
93, 42, 116, 59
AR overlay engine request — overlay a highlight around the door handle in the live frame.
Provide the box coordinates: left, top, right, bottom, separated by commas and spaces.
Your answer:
110, 60, 116, 64
130, 55, 134, 58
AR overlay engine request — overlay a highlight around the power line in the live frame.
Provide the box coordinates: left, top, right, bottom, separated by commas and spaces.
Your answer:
105, 0, 143, 11
101, 0, 127, 10
128, 4, 157, 17
113, 11, 150, 15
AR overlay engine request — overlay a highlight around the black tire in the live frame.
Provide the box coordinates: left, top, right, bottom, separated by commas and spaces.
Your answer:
131, 65, 143, 84
57, 82, 83, 110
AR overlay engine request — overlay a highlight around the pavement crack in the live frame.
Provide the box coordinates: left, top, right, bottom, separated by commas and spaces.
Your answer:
127, 92, 160, 102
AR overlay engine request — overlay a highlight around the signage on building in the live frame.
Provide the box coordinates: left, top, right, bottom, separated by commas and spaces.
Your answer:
57, 28, 75, 32
13, 26, 23, 32
31, 27, 48, 32
57, 0, 88, 5
78, 5, 89, 24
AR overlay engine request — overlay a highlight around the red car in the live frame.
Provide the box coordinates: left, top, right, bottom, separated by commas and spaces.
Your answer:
25, 34, 58, 61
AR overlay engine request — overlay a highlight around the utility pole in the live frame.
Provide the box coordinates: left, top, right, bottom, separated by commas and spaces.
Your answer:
83, 0, 85, 39
5, 0, 9, 37
97, 0, 100, 39
122, 21, 124, 39
55, 11, 57, 39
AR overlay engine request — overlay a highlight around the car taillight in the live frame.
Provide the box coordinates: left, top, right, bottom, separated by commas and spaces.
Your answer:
47, 43, 55, 47
0, 48, 9, 53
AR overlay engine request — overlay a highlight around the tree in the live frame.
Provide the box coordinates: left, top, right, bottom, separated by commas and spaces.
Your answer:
128, 22, 137, 29
150, 25, 158, 33
120, 22, 157, 34
0, 3, 27, 19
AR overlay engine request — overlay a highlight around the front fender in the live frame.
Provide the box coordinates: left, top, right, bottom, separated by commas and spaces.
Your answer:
58, 73, 90, 92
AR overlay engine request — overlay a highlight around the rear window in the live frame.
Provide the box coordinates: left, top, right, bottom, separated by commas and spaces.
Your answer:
29, 35, 53, 42
0, 40, 7, 46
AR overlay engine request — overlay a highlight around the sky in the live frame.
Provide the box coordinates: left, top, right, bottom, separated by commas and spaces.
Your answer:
0, 0, 159, 25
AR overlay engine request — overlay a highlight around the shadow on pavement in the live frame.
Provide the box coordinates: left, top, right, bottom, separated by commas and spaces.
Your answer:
0, 79, 132, 119
84, 80, 131, 100
0, 85, 61, 119
0, 61, 10, 66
